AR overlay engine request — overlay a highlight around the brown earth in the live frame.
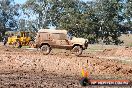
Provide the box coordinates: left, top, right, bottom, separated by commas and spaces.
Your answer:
0, 45, 132, 88
99, 47, 132, 57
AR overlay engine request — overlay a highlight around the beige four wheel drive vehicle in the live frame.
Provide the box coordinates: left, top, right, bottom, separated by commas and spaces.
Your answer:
35, 29, 88, 56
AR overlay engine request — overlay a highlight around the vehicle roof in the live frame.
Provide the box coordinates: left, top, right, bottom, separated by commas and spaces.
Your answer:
38, 29, 67, 34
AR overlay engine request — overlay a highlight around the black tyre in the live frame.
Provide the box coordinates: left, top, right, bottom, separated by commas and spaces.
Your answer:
41, 45, 51, 55
72, 45, 83, 56
80, 77, 89, 86
13, 41, 22, 48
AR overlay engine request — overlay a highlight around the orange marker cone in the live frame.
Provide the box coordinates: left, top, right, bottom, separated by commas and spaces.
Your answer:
81, 69, 89, 78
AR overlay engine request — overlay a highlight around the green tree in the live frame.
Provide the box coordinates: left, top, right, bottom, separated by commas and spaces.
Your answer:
49, 0, 96, 38
23, 0, 51, 29
124, 0, 132, 30
23, 0, 129, 44
0, 0, 19, 33
0, 0, 20, 41
91, 0, 125, 44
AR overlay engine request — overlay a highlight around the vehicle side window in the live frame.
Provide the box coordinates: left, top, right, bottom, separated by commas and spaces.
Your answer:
52, 33, 60, 40
17, 35, 20, 38
40, 32, 49, 40
60, 33, 67, 40
25, 33, 29, 37
52, 33, 66, 40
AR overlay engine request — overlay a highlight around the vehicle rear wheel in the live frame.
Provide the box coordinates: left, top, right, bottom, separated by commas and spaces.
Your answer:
13, 41, 22, 48
72, 45, 83, 56
41, 45, 51, 55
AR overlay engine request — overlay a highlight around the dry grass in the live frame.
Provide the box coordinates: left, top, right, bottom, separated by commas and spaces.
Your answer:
85, 44, 124, 54
119, 34, 132, 46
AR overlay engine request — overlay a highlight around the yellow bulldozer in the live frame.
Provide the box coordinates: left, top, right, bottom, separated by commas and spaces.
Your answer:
6, 31, 34, 48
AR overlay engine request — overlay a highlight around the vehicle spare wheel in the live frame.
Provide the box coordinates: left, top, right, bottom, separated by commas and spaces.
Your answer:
41, 44, 51, 55
72, 45, 83, 56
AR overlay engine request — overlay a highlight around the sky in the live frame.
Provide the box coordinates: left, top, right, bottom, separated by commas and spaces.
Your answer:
14, 0, 91, 4
14, 0, 26, 4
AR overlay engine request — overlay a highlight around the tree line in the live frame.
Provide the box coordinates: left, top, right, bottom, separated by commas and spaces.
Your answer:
0, 0, 132, 44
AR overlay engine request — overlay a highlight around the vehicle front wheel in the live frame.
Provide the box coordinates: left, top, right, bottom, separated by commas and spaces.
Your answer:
41, 45, 51, 55
72, 45, 83, 56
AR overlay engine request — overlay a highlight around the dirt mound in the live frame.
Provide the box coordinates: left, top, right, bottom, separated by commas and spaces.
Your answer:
101, 47, 132, 57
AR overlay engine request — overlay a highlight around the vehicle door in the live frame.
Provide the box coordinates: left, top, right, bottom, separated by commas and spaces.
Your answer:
59, 33, 71, 46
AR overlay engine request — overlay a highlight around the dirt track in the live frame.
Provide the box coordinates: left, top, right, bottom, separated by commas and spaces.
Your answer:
0, 45, 132, 87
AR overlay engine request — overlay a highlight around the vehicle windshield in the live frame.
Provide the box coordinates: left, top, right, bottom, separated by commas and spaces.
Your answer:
67, 32, 73, 40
